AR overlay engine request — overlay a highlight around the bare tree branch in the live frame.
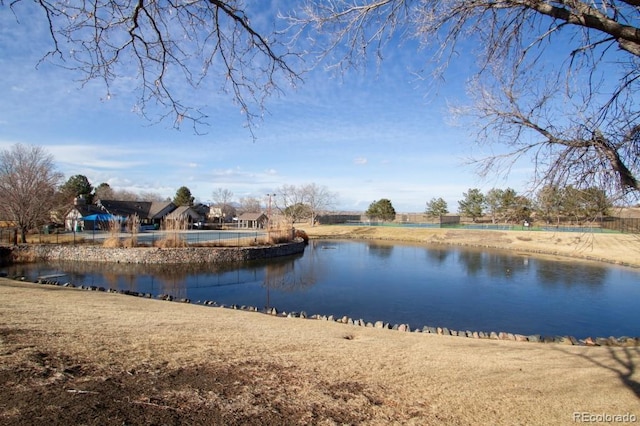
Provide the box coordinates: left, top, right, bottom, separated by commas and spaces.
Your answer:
5, 0, 302, 134
288, 0, 640, 198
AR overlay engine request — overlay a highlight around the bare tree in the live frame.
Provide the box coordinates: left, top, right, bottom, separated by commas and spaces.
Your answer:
288, 1, 640, 198
212, 188, 235, 223
0, 144, 63, 243
275, 183, 336, 225
238, 196, 262, 215
275, 184, 307, 224
138, 191, 168, 202
93, 183, 115, 201
301, 183, 336, 226
6, 0, 301, 133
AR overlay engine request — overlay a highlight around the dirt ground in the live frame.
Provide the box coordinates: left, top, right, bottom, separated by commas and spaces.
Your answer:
1, 227, 639, 425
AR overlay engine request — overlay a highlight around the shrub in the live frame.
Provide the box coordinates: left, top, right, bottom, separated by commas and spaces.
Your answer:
102, 237, 122, 248
295, 229, 309, 243
153, 234, 187, 248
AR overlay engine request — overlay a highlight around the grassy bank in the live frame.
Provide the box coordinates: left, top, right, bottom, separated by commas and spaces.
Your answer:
1, 278, 639, 425
302, 225, 640, 268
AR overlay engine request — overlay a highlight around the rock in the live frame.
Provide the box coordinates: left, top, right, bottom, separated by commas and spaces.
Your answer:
583, 337, 598, 346
374, 321, 385, 329
442, 327, 450, 336
397, 324, 407, 332
489, 332, 499, 340
555, 336, 574, 345
514, 334, 528, 342
527, 334, 541, 343
617, 336, 637, 346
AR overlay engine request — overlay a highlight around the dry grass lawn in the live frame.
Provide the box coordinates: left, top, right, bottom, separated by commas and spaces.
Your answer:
1, 227, 639, 425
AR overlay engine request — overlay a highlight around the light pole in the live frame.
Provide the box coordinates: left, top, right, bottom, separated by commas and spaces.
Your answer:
266, 193, 275, 234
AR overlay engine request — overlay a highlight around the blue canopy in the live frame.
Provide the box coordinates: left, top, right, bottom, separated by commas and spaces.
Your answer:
81, 214, 125, 222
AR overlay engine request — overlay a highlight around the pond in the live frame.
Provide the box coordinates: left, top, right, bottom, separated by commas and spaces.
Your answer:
3, 240, 639, 339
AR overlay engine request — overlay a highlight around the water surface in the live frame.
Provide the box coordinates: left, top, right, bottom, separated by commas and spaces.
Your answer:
3, 240, 639, 339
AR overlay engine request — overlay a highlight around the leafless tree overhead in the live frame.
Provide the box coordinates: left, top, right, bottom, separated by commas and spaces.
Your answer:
4, 0, 301, 134
6, 1, 640, 198
287, 1, 640, 198
0, 144, 63, 243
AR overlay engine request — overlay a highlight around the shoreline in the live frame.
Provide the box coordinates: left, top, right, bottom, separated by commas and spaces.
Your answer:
302, 225, 640, 269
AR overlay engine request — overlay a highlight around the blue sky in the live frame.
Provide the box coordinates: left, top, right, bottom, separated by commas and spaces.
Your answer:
0, 2, 532, 213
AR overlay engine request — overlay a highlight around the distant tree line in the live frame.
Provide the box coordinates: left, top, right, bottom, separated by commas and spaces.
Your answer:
0, 143, 623, 244
425, 186, 612, 225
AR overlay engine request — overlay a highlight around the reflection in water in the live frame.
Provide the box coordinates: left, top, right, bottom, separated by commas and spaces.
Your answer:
425, 248, 449, 264
367, 242, 394, 259
2, 241, 637, 338
264, 257, 317, 292
457, 250, 484, 276
537, 262, 608, 287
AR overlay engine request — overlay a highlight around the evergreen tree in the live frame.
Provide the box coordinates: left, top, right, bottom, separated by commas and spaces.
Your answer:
173, 186, 194, 206
425, 197, 449, 218
458, 189, 485, 222
366, 199, 396, 222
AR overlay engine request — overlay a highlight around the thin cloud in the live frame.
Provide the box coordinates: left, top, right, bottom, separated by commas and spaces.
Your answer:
354, 157, 368, 165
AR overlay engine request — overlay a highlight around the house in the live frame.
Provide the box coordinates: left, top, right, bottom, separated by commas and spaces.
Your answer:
236, 212, 268, 229
164, 205, 203, 229
95, 199, 176, 229
64, 197, 104, 231
64, 199, 177, 231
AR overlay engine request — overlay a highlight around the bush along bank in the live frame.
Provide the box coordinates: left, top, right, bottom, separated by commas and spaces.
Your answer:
15, 276, 640, 348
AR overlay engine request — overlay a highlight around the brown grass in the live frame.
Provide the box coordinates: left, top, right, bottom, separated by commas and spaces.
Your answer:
0, 279, 638, 425
102, 236, 122, 248
303, 225, 640, 268
153, 234, 187, 248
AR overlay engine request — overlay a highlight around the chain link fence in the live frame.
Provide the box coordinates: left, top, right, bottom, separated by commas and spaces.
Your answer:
0, 227, 296, 247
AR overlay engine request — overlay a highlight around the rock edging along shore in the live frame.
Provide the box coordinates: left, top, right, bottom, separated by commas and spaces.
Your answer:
14, 276, 640, 348
3, 240, 306, 264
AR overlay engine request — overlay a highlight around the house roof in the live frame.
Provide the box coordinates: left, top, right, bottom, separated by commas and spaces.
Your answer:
96, 199, 176, 220
237, 212, 267, 221
165, 206, 201, 220
68, 204, 103, 218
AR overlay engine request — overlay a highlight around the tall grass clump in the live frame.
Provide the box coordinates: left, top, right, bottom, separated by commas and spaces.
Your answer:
154, 216, 188, 248
102, 215, 124, 248
122, 214, 140, 247
268, 223, 294, 245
